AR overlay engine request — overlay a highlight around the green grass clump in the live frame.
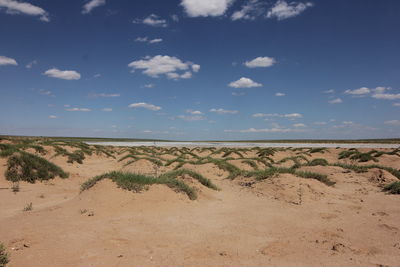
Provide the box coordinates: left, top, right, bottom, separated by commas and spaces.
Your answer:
160, 169, 219, 190
0, 243, 9, 267
244, 167, 335, 186
383, 181, 400, 194
241, 159, 259, 170
81, 169, 218, 200
207, 157, 242, 179
6, 152, 68, 183
308, 147, 327, 154
307, 158, 329, 166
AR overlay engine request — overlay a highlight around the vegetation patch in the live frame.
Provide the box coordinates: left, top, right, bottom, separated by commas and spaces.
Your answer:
81, 169, 218, 200
0, 243, 9, 267
383, 181, 400, 194
6, 152, 68, 183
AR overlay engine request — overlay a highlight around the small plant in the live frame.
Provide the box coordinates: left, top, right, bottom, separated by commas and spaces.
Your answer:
307, 158, 329, 166
0, 243, 9, 267
23, 202, 33, 211
11, 182, 19, 193
383, 181, 400, 194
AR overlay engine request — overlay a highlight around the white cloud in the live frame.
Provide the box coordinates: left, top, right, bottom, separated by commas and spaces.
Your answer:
181, 0, 234, 17
329, 98, 343, 104
225, 127, 301, 133
65, 108, 91, 112
144, 83, 155, 88
102, 108, 113, 112
252, 113, 303, 119
133, 14, 167, 27
82, 0, 105, 14
228, 77, 262, 88
210, 108, 238, 114
192, 64, 201, 72
323, 89, 335, 94
38, 89, 52, 96
232, 92, 245, 96
0, 55, 17, 66
93, 73, 101, 78
149, 38, 163, 44
293, 123, 306, 127
128, 55, 199, 80
177, 115, 205, 121
48, 115, 57, 119
231, 0, 265, 21
267, 0, 313, 20
25, 59, 37, 68
43, 68, 81, 80
186, 109, 203, 115
135, 37, 163, 44
372, 87, 387, 94
90, 93, 120, 97
393, 103, 400, 107
128, 102, 161, 111
342, 121, 353, 125
344, 87, 370, 95
314, 121, 327, 125
372, 93, 400, 100
384, 120, 400, 126
244, 56, 276, 68
0, 0, 50, 21
275, 92, 285, 96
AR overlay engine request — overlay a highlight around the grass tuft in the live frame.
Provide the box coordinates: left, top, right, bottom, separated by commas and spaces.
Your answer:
0, 243, 9, 267
383, 181, 400, 194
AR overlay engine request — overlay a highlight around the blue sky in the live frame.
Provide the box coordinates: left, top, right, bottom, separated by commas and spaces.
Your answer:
1, 0, 400, 140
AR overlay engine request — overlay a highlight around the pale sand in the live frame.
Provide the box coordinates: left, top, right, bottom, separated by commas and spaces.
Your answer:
0, 146, 399, 266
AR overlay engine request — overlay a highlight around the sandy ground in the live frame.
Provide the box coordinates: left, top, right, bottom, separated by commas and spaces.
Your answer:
0, 146, 399, 266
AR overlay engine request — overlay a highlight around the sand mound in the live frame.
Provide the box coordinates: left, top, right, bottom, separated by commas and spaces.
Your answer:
237, 173, 334, 204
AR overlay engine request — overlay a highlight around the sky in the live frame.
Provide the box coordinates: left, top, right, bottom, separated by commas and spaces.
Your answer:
0, 0, 400, 140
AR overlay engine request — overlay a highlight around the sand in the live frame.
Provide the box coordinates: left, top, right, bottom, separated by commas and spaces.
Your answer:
0, 145, 399, 266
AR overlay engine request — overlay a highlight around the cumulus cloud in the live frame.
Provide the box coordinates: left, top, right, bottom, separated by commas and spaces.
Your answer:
266, 0, 313, 20
89, 93, 120, 98
231, 0, 265, 21
0, 0, 50, 21
232, 92, 245, 96
344, 87, 370, 95
293, 123, 306, 127
102, 108, 113, 112
186, 109, 203, 115
275, 92, 285, 96
143, 84, 155, 88
82, 0, 105, 14
43, 68, 81, 80
128, 102, 161, 111
323, 89, 335, 94
384, 120, 400, 126
225, 127, 301, 133
228, 77, 262, 88
210, 108, 238, 114
48, 115, 57, 119
133, 14, 167, 27
128, 55, 199, 80
181, 0, 234, 17
252, 113, 303, 119
0, 55, 17, 66
372, 93, 400, 100
329, 98, 343, 104
244, 56, 276, 68
135, 36, 163, 44
177, 115, 205, 121
65, 108, 91, 112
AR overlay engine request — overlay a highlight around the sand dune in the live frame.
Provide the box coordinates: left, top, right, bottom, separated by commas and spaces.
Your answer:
0, 140, 399, 266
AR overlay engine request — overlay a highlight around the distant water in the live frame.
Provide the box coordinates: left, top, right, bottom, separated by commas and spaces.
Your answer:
86, 141, 400, 149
